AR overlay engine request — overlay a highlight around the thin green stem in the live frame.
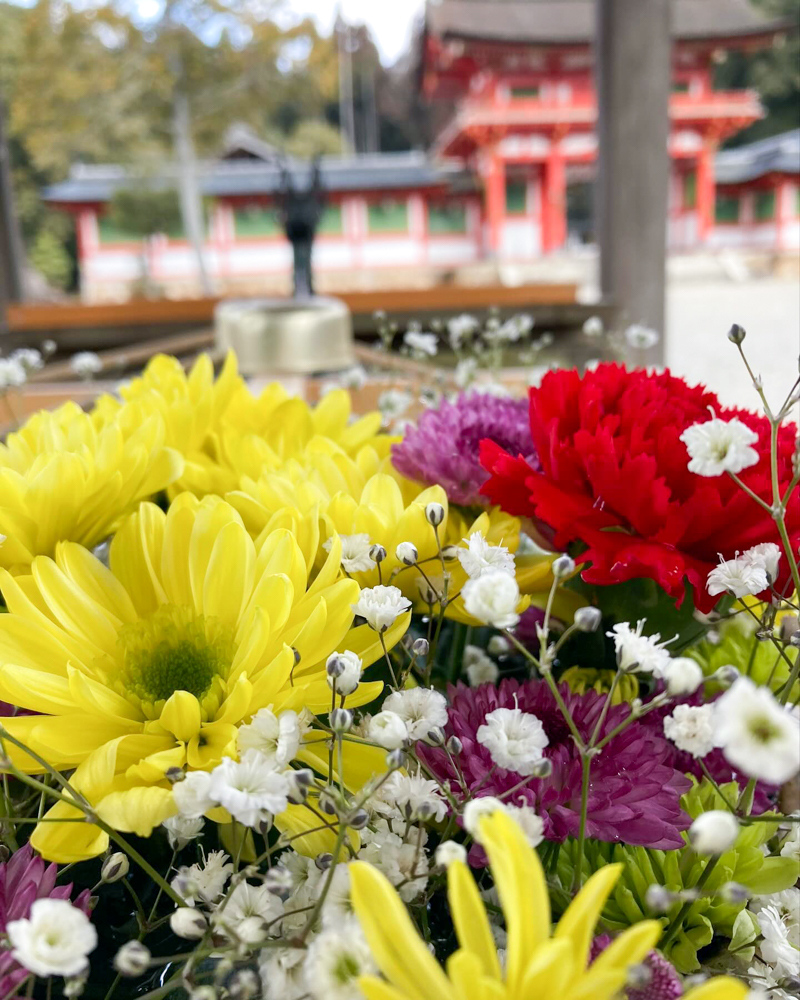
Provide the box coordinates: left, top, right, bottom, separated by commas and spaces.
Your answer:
659, 855, 720, 951
572, 754, 592, 892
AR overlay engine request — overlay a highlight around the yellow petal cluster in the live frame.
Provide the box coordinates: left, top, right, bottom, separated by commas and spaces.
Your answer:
0, 494, 408, 861
95, 352, 384, 497
0, 400, 183, 573
350, 810, 748, 1000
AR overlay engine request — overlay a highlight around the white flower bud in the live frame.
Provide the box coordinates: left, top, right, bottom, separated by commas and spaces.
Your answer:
645, 884, 675, 913
369, 711, 408, 749
718, 881, 749, 904
396, 542, 418, 565
170, 907, 207, 940
487, 635, 511, 656
412, 637, 429, 656
574, 607, 603, 632
385, 748, 406, 769
446, 735, 463, 756
348, 808, 369, 830
435, 840, 468, 868
441, 545, 460, 560
689, 810, 739, 855
236, 916, 269, 946
369, 544, 387, 563
326, 650, 362, 696
114, 941, 151, 977
101, 852, 130, 883
713, 664, 740, 687
552, 554, 576, 577
425, 502, 445, 527
727, 323, 746, 344
531, 757, 553, 778
663, 657, 705, 697
330, 708, 353, 734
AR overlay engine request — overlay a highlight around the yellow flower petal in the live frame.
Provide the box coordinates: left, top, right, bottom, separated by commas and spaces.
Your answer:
447, 861, 502, 981
96, 785, 176, 837
159, 691, 202, 743
554, 863, 623, 973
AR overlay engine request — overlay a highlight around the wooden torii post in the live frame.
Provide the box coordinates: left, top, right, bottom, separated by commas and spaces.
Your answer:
0, 96, 24, 335
596, 0, 671, 365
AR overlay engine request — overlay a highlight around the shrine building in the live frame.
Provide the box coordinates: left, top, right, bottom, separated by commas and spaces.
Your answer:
43, 0, 799, 302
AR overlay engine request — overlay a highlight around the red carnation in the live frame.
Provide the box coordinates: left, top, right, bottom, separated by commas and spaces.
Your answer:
480, 364, 798, 613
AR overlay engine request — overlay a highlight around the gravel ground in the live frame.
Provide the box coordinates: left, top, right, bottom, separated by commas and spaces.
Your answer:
666, 277, 800, 411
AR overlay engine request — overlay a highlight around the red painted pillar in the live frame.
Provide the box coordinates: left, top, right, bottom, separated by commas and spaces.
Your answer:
542, 144, 566, 252
695, 141, 716, 244
485, 152, 505, 256
775, 179, 786, 252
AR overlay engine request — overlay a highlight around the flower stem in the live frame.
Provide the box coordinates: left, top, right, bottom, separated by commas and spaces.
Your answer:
659, 855, 720, 952
572, 753, 592, 892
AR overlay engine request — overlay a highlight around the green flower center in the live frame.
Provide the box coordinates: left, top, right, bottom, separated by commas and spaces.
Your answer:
116, 605, 234, 717
333, 954, 360, 984
748, 713, 781, 744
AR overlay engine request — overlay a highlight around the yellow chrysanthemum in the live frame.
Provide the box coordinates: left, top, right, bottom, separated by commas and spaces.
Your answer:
0, 494, 408, 862
350, 810, 747, 1000
229, 461, 572, 626
561, 666, 639, 704
0, 401, 183, 574
96, 352, 384, 497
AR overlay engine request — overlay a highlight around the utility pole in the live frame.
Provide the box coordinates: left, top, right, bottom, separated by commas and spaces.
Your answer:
0, 96, 24, 331
596, 0, 671, 365
337, 20, 357, 155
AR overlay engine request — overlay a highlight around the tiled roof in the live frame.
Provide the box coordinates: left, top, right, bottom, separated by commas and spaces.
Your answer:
426, 0, 790, 45
716, 129, 800, 183
42, 152, 474, 204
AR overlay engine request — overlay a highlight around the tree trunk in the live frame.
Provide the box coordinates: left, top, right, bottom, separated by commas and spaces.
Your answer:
0, 96, 24, 324
171, 84, 212, 295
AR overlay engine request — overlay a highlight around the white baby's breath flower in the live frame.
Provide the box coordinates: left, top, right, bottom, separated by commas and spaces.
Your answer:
324, 533, 376, 574
360, 829, 430, 902
163, 814, 204, 850
209, 751, 289, 828
477, 707, 549, 776
463, 797, 509, 840
172, 769, 215, 818
69, 351, 103, 380
506, 804, 545, 847
607, 619, 672, 676
326, 650, 363, 697
779, 825, 800, 863
457, 532, 516, 580
484, 314, 533, 344
339, 365, 368, 391
663, 657, 704, 696
454, 357, 478, 389
7, 899, 97, 979
742, 542, 782, 583
171, 850, 233, 906
212, 880, 283, 936
352, 585, 411, 632
624, 323, 660, 350
680, 417, 760, 477
714, 677, 800, 785
372, 769, 447, 823
435, 840, 467, 867
382, 687, 448, 742
447, 314, 480, 349
11, 348, 43, 372
582, 316, 604, 337
0, 357, 26, 390
464, 645, 499, 687
663, 704, 718, 758
753, 901, 800, 978
368, 710, 408, 749
378, 388, 413, 422
404, 330, 438, 357
236, 707, 301, 769
462, 571, 521, 629
707, 553, 769, 599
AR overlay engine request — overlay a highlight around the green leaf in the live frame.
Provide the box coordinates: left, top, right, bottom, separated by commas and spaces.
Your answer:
729, 907, 759, 959
745, 857, 800, 894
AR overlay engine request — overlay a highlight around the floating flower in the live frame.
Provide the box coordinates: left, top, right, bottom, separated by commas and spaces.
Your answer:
0, 401, 182, 573
391, 393, 536, 506
350, 810, 745, 1000
0, 494, 407, 861
420, 678, 691, 852
480, 364, 798, 612
0, 845, 93, 996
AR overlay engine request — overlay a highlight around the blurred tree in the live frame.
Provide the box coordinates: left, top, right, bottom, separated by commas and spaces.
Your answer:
106, 185, 183, 296
28, 228, 72, 291
715, 0, 800, 146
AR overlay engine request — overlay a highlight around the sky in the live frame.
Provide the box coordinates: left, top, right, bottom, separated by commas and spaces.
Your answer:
268, 0, 427, 65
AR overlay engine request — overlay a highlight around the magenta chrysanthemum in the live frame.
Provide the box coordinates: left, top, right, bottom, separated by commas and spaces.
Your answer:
591, 937, 683, 1000
0, 844, 93, 996
391, 393, 536, 506
419, 679, 691, 853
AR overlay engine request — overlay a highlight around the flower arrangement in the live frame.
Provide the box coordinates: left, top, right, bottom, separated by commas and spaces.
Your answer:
0, 325, 797, 1000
